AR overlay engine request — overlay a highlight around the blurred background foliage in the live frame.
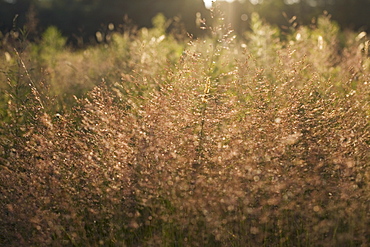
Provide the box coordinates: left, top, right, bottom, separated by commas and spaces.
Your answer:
0, 0, 369, 46
0, 0, 209, 45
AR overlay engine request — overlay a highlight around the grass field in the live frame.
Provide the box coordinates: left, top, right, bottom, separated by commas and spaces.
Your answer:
1, 12, 369, 246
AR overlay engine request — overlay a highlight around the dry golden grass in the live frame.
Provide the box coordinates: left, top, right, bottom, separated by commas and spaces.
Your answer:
1, 13, 369, 246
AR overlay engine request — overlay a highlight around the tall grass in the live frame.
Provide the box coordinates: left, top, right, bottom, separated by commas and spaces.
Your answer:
1, 12, 369, 246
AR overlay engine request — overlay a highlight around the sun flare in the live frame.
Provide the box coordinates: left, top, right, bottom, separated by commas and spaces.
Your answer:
204, 0, 236, 9
203, 0, 214, 9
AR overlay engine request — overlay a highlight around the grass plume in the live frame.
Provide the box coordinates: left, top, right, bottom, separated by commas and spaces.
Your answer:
0, 13, 369, 246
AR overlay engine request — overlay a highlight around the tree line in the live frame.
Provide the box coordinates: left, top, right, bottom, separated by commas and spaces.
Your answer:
1, 0, 369, 45
219, 0, 370, 35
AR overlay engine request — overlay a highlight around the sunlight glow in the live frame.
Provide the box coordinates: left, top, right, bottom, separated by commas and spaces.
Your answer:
204, 0, 236, 9
203, 0, 214, 9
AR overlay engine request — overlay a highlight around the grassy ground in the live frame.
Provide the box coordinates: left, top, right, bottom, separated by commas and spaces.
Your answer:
0, 13, 369, 246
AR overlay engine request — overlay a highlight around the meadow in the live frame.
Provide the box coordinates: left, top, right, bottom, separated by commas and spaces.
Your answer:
0, 12, 369, 246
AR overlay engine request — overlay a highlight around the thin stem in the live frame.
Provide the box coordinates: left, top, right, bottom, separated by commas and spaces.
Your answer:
14, 48, 44, 110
